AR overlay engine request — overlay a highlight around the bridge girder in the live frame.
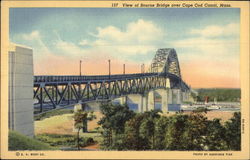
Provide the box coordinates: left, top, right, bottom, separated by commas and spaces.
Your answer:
33, 75, 168, 112
33, 48, 190, 113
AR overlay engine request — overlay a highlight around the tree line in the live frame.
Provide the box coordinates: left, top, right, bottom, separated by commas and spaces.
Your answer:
98, 103, 241, 151
193, 88, 240, 102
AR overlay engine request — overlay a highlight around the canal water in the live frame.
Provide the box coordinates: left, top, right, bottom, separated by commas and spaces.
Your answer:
127, 102, 240, 112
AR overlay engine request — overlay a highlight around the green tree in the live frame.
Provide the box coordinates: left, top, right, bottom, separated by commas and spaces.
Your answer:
181, 112, 208, 150
110, 133, 126, 150
139, 117, 155, 149
139, 110, 161, 149
73, 109, 96, 150
224, 112, 241, 150
204, 118, 227, 150
154, 116, 169, 150
196, 88, 240, 102
124, 113, 149, 150
165, 114, 189, 150
144, 109, 162, 119
98, 103, 135, 149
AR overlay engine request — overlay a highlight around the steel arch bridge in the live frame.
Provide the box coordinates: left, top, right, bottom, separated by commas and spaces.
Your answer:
33, 48, 190, 112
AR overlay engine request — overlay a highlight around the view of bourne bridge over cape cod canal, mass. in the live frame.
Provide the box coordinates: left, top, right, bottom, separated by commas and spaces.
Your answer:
8, 8, 241, 151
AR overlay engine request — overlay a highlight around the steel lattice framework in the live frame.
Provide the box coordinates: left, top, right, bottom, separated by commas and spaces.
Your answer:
150, 48, 182, 78
33, 48, 190, 112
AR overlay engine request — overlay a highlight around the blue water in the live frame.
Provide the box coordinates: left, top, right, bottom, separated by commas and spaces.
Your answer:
127, 103, 181, 112
155, 103, 162, 110
181, 106, 240, 112
154, 103, 181, 111
168, 104, 181, 111
128, 103, 138, 112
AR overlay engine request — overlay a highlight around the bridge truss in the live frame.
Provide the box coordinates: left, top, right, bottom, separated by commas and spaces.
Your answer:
33, 48, 190, 112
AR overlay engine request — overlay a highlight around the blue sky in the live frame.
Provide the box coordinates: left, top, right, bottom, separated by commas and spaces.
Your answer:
9, 8, 240, 87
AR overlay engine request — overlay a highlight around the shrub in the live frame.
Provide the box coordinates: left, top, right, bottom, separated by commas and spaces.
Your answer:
193, 107, 208, 113
36, 134, 95, 148
224, 112, 241, 150
9, 131, 53, 150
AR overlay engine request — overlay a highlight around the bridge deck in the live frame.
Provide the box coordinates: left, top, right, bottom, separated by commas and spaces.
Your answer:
34, 73, 159, 85
34, 72, 189, 90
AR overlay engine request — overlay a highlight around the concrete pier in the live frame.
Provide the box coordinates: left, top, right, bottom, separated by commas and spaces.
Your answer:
114, 96, 127, 106
84, 101, 101, 111
141, 96, 148, 112
168, 89, 173, 104
147, 91, 155, 111
8, 43, 34, 137
182, 91, 190, 102
155, 89, 168, 112
172, 89, 182, 104
127, 94, 143, 112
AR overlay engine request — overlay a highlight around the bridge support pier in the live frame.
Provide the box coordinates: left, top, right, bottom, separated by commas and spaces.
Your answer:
127, 94, 145, 112
147, 91, 155, 111
168, 89, 182, 104
113, 96, 127, 106
155, 89, 168, 112
168, 89, 173, 104
182, 91, 189, 102
141, 96, 148, 112
84, 101, 101, 111
120, 96, 127, 105
172, 89, 182, 104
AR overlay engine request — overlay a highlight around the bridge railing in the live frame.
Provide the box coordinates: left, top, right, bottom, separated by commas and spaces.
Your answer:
34, 72, 190, 90
34, 73, 158, 83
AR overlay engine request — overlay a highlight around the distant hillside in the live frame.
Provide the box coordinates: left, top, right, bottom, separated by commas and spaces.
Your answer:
193, 88, 240, 102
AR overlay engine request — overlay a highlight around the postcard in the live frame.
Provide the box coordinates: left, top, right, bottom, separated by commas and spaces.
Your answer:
1, 0, 249, 159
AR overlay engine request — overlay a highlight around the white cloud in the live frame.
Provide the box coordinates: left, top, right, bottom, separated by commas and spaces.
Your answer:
14, 19, 166, 65
174, 22, 240, 59
189, 23, 239, 38
55, 40, 83, 56
90, 19, 165, 57
78, 39, 89, 46
94, 19, 163, 44
173, 22, 240, 81
173, 37, 238, 52
22, 30, 40, 41
17, 30, 52, 60
174, 37, 239, 65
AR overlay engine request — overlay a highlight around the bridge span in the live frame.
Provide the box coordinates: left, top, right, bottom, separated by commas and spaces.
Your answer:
33, 48, 191, 113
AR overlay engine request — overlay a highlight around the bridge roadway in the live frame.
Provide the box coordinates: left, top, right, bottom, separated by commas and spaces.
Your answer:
34, 72, 190, 85
34, 73, 158, 85
33, 72, 190, 112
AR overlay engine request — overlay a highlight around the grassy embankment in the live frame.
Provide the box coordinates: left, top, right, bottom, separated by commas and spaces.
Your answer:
34, 109, 103, 149
9, 130, 53, 150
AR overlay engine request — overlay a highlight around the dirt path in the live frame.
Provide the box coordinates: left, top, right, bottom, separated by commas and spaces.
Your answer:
83, 143, 100, 150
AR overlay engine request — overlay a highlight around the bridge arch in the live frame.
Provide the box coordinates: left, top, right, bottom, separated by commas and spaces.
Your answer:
150, 48, 181, 78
